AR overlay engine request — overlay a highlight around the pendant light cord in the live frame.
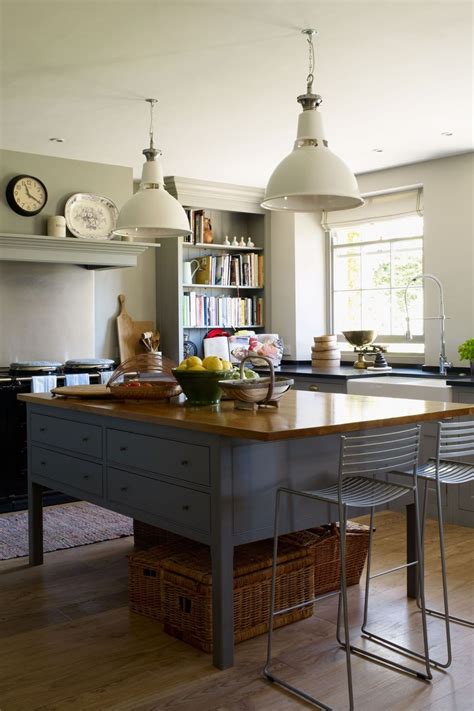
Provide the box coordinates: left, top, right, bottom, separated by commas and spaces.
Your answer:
147, 98, 157, 150
306, 32, 315, 93
143, 98, 161, 161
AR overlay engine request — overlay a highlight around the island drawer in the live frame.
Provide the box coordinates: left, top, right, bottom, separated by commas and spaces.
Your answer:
107, 467, 210, 533
31, 446, 103, 497
31, 413, 102, 459
106, 430, 210, 486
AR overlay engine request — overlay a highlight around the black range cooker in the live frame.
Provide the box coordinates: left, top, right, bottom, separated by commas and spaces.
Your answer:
0, 359, 114, 512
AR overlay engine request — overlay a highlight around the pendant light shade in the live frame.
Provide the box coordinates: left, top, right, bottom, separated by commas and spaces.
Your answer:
262, 30, 363, 213
114, 99, 191, 239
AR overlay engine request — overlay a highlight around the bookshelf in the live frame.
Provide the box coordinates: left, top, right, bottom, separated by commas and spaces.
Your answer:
156, 178, 268, 362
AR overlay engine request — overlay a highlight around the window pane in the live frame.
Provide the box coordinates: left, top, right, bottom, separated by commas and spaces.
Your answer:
361, 290, 391, 334
332, 215, 423, 245
332, 228, 363, 245
333, 246, 361, 290
392, 239, 423, 288
331, 214, 424, 347
334, 291, 361, 332
393, 287, 424, 336
361, 243, 390, 289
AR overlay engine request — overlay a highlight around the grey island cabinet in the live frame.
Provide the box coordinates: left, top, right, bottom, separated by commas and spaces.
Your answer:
19, 390, 474, 670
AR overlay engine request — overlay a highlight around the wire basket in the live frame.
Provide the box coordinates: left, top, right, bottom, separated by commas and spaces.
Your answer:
107, 353, 182, 400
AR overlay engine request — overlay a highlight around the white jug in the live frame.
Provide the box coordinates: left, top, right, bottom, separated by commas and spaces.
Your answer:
183, 259, 200, 284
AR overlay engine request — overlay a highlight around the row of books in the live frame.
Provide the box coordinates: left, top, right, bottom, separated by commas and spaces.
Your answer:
183, 293, 264, 328
193, 253, 263, 287
184, 209, 206, 244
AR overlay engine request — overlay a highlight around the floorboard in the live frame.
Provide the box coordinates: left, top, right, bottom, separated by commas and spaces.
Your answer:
0, 512, 472, 710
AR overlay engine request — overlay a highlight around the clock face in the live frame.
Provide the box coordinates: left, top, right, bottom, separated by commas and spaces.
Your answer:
6, 174, 48, 216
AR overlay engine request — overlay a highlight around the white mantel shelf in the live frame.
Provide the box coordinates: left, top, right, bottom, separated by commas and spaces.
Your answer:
0, 233, 159, 269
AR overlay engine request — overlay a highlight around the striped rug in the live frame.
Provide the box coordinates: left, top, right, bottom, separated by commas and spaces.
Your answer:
0, 501, 133, 560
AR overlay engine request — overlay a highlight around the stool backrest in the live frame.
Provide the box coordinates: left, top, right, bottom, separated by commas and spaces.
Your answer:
340, 426, 421, 486
438, 420, 474, 459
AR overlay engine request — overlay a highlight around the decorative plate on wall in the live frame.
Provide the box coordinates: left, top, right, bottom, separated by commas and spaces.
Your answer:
65, 193, 119, 239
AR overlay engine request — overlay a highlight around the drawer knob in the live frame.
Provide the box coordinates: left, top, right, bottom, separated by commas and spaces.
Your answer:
40, 460, 46, 466
39, 427, 46, 432
181, 460, 189, 466
182, 504, 190, 511
120, 486, 128, 492
309, 385, 320, 392
119, 446, 128, 452
83, 474, 90, 480
82, 436, 90, 443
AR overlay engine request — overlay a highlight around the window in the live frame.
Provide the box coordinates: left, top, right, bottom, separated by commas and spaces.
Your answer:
325, 189, 424, 354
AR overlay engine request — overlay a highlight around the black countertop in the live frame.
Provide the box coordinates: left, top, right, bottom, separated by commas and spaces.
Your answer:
261, 362, 473, 383
447, 376, 474, 388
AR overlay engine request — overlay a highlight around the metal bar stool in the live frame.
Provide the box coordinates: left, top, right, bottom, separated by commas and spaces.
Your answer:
372, 419, 474, 670
263, 426, 432, 711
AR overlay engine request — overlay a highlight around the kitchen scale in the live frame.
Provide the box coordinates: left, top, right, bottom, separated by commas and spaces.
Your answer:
342, 331, 392, 371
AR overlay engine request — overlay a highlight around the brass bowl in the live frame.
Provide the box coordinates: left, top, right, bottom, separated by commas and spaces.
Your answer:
342, 330, 377, 348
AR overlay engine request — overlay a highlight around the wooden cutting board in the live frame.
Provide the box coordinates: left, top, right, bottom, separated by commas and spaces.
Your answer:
51, 384, 114, 399
116, 294, 155, 362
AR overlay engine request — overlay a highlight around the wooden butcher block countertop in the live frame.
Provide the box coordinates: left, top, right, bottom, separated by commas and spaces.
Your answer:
19, 390, 474, 442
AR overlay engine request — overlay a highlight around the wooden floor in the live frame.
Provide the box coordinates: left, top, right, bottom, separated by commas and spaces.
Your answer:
0, 512, 472, 711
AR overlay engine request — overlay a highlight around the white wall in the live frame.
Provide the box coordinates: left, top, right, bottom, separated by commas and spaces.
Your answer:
356, 152, 474, 366
269, 211, 326, 360
0, 150, 156, 362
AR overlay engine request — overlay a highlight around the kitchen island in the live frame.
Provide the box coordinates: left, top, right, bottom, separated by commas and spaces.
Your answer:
19, 390, 474, 669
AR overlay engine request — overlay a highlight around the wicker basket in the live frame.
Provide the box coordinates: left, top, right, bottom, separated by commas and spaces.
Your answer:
160, 539, 314, 652
218, 355, 293, 409
128, 540, 204, 621
281, 521, 370, 595
107, 353, 182, 400
133, 520, 188, 550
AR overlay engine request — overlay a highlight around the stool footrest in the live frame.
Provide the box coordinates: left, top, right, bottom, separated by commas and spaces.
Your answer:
369, 560, 418, 579
263, 669, 333, 710
361, 629, 447, 670
424, 607, 474, 628
347, 642, 432, 680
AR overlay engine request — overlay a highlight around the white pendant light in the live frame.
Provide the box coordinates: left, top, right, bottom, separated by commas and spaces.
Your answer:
114, 99, 191, 239
262, 30, 364, 213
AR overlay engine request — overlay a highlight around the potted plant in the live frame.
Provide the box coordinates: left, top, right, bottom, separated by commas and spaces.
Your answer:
458, 338, 474, 376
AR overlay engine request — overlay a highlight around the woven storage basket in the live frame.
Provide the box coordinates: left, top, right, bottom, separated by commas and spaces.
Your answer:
128, 541, 204, 621
281, 521, 370, 595
160, 539, 314, 652
133, 520, 188, 550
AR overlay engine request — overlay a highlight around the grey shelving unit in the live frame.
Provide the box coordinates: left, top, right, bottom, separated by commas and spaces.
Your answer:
156, 178, 269, 363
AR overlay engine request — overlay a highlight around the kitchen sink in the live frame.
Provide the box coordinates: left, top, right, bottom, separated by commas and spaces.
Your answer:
347, 376, 453, 402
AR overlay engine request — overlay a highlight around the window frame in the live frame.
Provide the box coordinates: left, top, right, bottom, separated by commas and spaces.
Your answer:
327, 221, 425, 360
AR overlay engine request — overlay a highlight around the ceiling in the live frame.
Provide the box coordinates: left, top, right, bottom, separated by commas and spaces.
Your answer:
1, 0, 472, 187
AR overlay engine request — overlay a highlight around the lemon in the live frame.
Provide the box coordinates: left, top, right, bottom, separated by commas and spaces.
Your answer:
220, 359, 232, 371
177, 359, 188, 369
203, 356, 223, 371
186, 356, 203, 368
187, 365, 206, 371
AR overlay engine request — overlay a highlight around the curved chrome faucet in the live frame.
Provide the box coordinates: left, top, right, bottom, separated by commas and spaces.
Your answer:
404, 273, 452, 375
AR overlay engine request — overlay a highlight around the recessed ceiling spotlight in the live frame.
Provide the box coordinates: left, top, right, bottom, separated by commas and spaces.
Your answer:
372, 148, 383, 153
49, 137, 65, 143
441, 131, 453, 136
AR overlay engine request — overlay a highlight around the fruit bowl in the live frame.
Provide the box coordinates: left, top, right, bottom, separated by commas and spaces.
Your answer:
172, 368, 234, 405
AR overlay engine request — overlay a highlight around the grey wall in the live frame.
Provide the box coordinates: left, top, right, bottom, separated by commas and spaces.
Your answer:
0, 149, 156, 362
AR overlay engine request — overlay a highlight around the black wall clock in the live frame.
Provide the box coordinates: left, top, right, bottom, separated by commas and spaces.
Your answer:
6, 174, 48, 216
